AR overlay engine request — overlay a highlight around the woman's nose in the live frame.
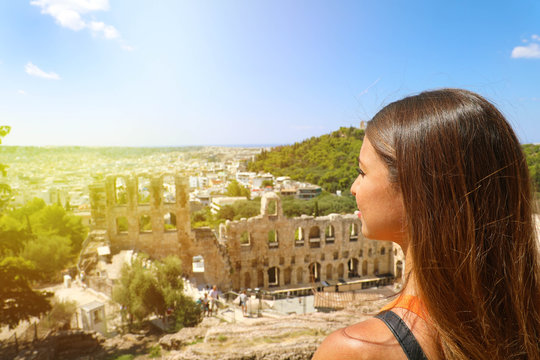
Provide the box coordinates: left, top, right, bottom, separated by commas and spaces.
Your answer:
350, 176, 359, 196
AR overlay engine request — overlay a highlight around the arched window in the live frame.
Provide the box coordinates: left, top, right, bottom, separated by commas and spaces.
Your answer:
325, 225, 335, 244
139, 214, 152, 232
267, 199, 277, 215
192, 255, 204, 273
309, 226, 321, 248
295, 227, 304, 246
348, 258, 359, 278
268, 267, 279, 287
380, 247, 386, 255
240, 231, 250, 246
116, 216, 128, 234
115, 177, 127, 205
163, 175, 176, 203
268, 229, 278, 248
308, 262, 321, 282
138, 176, 151, 204
349, 223, 358, 242
164, 212, 176, 231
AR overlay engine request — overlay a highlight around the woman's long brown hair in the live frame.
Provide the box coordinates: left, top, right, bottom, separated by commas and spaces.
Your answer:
366, 89, 540, 360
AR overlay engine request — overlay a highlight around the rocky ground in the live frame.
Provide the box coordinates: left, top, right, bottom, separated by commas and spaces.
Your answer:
3, 306, 381, 360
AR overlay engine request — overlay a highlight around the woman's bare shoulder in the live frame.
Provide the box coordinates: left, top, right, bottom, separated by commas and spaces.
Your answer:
312, 318, 406, 360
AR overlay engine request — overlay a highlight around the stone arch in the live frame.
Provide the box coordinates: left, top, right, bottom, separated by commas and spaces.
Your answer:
325, 225, 335, 244
325, 263, 333, 280
348, 258, 359, 278
284, 267, 292, 285
309, 226, 321, 248
164, 212, 176, 231
115, 177, 127, 205
163, 175, 176, 203
116, 216, 128, 234
295, 227, 304, 246
138, 176, 151, 204
337, 263, 344, 279
268, 267, 279, 287
308, 262, 321, 282
139, 214, 152, 232
261, 192, 281, 217
362, 260, 368, 276
349, 223, 358, 241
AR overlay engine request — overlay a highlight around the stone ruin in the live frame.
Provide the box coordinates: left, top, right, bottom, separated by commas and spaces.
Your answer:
87, 173, 404, 292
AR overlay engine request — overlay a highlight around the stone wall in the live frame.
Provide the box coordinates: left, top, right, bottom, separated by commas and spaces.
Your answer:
220, 192, 404, 291
90, 173, 195, 276
89, 175, 403, 292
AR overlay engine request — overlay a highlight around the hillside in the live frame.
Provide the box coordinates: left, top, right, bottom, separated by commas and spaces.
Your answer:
249, 127, 540, 194
248, 127, 364, 193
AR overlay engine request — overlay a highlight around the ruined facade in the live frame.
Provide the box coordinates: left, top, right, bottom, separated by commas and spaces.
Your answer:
89, 174, 404, 292
220, 192, 403, 290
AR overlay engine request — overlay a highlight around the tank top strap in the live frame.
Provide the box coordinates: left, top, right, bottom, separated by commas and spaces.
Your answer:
379, 294, 428, 322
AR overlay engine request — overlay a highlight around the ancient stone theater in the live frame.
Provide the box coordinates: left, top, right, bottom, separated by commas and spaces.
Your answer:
88, 173, 404, 292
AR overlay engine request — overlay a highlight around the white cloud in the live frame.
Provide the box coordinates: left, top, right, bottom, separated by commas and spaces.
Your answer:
18, 90, 27, 95
89, 21, 119, 39
30, 0, 132, 49
25, 62, 61, 80
511, 43, 540, 59
532, 34, 540, 41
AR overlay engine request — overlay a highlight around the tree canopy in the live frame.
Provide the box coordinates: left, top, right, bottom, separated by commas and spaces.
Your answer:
113, 254, 202, 331
248, 127, 364, 193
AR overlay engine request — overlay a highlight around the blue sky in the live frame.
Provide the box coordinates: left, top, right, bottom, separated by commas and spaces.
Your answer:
0, 0, 539, 146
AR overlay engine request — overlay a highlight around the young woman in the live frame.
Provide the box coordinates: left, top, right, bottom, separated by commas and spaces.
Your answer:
313, 89, 540, 360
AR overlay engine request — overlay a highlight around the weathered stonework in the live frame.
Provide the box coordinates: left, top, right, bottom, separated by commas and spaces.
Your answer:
220, 192, 404, 290
89, 175, 403, 292
90, 173, 196, 277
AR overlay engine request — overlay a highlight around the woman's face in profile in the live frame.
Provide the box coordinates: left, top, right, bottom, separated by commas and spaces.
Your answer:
350, 136, 407, 244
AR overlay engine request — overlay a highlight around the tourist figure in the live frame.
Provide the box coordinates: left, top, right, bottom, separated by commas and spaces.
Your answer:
314, 89, 540, 360
239, 290, 248, 317
201, 293, 210, 317
209, 285, 219, 316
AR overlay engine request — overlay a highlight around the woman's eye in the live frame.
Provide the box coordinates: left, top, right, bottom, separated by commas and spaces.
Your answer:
357, 168, 365, 176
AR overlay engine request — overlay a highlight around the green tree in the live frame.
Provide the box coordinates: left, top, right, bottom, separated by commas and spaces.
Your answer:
0, 256, 52, 328
21, 234, 72, 281
113, 255, 201, 331
226, 179, 250, 199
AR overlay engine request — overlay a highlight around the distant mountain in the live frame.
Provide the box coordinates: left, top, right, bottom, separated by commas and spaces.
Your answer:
248, 127, 364, 193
